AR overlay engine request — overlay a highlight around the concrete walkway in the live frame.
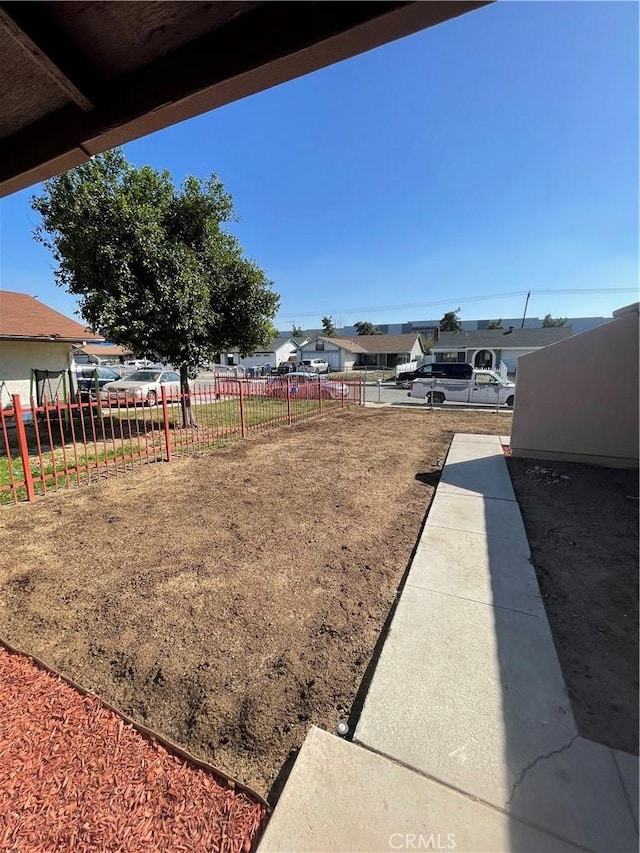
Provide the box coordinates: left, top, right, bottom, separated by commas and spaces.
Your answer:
260, 434, 638, 853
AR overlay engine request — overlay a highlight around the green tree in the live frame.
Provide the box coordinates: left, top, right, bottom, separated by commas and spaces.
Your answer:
321, 316, 337, 337
421, 335, 434, 354
542, 313, 568, 327
291, 324, 304, 337
439, 309, 462, 331
32, 149, 279, 426
488, 319, 503, 329
354, 321, 382, 335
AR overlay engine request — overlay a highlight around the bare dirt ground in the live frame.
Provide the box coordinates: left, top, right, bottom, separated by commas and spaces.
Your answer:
0, 408, 508, 798
509, 458, 639, 755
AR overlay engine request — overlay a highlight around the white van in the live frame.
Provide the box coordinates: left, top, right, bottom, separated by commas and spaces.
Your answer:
409, 369, 515, 407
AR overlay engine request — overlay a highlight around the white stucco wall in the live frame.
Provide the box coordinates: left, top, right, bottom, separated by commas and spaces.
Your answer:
239, 341, 298, 369
0, 340, 74, 407
510, 306, 638, 467
409, 340, 424, 361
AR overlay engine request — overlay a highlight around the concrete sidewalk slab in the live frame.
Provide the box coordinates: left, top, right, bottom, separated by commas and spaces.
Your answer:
507, 736, 638, 852
259, 727, 583, 853
354, 585, 577, 810
427, 492, 530, 549
446, 443, 504, 461
438, 455, 517, 501
407, 526, 545, 617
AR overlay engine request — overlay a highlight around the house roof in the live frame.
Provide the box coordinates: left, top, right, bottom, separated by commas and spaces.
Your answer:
78, 343, 132, 358
0, 291, 103, 343
347, 333, 424, 354
302, 335, 368, 354
434, 327, 573, 350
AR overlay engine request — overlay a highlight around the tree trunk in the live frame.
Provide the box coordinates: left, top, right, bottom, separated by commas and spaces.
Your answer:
180, 365, 197, 428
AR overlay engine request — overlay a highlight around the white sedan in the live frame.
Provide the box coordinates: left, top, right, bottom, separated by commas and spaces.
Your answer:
100, 369, 181, 406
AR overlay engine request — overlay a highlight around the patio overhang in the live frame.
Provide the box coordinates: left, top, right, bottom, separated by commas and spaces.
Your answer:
0, 1, 491, 197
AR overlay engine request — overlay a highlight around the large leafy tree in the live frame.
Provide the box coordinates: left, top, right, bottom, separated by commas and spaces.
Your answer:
439, 309, 462, 331
32, 149, 279, 425
291, 324, 304, 337
542, 313, 568, 327
354, 321, 382, 335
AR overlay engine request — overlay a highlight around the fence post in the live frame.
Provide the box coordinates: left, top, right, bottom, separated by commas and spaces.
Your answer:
238, 380, 247, 438
318, 374, 323, 415
160, 386, 172, 462
286, 377, 292, 425
12, 394, 36, 501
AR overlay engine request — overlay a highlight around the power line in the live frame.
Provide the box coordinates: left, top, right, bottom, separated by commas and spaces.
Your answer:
276, 287, 637, 320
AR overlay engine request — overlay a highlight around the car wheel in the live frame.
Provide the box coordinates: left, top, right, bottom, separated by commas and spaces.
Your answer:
506, 395, 515, 408
426, 391, 445, 405
400, 378, 411, 389
146, 390, 158, 406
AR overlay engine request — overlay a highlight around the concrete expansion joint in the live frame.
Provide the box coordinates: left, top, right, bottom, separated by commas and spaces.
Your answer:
611, 748, 639, 833
505, 733, 580, 809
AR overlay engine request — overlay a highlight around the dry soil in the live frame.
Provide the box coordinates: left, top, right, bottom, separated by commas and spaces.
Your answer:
509, 458, 638, 755
0, 407, 507, 797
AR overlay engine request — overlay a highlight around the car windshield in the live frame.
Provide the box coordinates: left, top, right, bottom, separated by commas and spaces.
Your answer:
126, 370, 162, 382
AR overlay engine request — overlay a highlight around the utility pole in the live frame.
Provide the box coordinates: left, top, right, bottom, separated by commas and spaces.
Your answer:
521, 291, 531, 328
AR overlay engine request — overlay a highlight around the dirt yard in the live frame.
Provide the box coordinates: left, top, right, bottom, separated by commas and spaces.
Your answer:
0, 407, 508, 797
509, 458, 639, 755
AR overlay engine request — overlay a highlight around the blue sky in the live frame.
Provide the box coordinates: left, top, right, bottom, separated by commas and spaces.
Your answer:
1, 0, 638, 331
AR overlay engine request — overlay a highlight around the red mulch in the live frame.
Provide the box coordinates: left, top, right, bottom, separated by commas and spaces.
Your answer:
0, 646, 266, 852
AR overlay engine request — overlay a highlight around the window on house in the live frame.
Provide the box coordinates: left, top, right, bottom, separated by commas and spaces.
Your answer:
315, 340, 325, 351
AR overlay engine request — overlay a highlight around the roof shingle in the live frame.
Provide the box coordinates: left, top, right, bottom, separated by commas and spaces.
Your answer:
0, 291, 103, 342
434, 328, 572, 349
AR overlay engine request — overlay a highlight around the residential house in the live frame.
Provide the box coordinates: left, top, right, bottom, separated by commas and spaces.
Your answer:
0, 291, 103, 406
232, 336, 303, 371
72, 343, 133, 365
511, 303, 638, 467
298, 336, 368, 371
299, 332, 426, 371
432, 327, 573, 375
348, 333, 426, 369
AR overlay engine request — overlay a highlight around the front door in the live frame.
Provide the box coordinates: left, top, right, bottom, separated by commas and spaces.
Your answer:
474, 349, 494, 369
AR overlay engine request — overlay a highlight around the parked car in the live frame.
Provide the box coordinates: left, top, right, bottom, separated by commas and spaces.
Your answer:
395, 362, 473, 389
73, 365, 122, 401
267, 373, 349, 400
300, 358, 330, 374
408, 369, 515, 407
100, 369, 181, 406
276, 362, 298, 375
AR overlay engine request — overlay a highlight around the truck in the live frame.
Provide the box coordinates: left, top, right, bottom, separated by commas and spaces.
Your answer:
408, 369, 516, 408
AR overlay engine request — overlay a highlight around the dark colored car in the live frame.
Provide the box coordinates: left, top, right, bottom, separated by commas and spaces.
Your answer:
395, 362, 474, 388
74, 365, 122, 400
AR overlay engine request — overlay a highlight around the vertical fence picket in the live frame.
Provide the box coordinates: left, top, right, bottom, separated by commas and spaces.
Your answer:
161, 386, 172, 462
238, 380, 246, 438
1, 402, 20, 504
29, 400, 47, 496
12, 395, 35, 502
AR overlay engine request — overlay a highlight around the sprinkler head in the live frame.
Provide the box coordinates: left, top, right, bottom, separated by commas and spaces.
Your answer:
336, 720, 349, 737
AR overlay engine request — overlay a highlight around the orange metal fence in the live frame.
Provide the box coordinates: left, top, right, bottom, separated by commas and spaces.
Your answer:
0, 376, 363, 505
